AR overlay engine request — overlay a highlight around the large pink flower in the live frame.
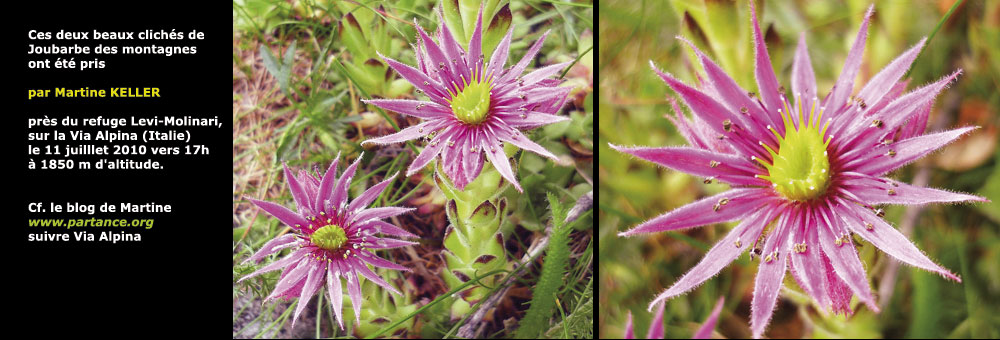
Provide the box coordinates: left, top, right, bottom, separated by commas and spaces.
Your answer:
611, 3, 986, 338
238, 154, 417, 329
361, 6, 571, 192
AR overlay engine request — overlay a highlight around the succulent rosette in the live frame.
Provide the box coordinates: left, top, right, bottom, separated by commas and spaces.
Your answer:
361, 5, 572, 192
238, 154, 417, 329
611, 2, 987, 338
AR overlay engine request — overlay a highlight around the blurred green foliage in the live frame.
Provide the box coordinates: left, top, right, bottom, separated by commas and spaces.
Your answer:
599, 0, 1000, 338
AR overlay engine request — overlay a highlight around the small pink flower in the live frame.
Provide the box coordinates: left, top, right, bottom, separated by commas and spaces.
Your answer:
362, 5, 571, 192
238, 154, 417, 329
612, 2, 986, 338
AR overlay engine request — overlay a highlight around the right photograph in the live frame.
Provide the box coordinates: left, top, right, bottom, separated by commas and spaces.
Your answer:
598, 0, 1000, 339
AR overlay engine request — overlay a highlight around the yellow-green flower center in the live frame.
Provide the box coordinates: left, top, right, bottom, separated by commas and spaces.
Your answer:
448, 70, 492, 125
311, 224, 348, 251
757, 99, 832, 202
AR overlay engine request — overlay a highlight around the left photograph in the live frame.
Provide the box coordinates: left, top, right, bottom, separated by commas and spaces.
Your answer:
232, 0, 594, 338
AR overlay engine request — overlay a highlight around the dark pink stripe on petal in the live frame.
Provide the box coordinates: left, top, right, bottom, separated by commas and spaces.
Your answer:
501, 30, 550, 84
836, 198, 961, 281
788, 209, 832, 311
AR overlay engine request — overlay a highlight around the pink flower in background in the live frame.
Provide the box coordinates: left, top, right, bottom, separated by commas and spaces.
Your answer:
362, 6, 571, 192
611, 2, 986, 338
238, 154, 417, 329
625, 297, 725, 339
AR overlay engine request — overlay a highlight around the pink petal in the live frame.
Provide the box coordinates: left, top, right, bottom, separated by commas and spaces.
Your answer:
500, 30, 550, 84
792, 33, 817, 113
329, 153, 363, 214
362, 119, 445, 146
364, 237, 418, 249
349, 206, 415, 225
487, 26, 515, 78
835, 70, 961, 154
407, 125, 458, 176
647, 302, 665, 339
351, 257, 402, 295
498, 110, 570, 133
822, 252, 855, 315
466, 3, 484, 69
520, 61, 572, 88
344, 270, 363, 324
648, 206, 780, 309
842, 175, 988, 205
750, 209, 796, 339
248, 198, 309, 231
483, 128, 522, 192
620, 188, 775, 237
836, 198, 961, 281
415, 24, 459, 87
358, 249, 410, 271
292, 262, 324, 326
815, 203, 879, 312
693, 297, 725, 339
435, 9, 471, 83
283, 163, 314, 216
624, 311, 635, 339
243, 234, 299, 264
650, 62, 767, 159
238, 247, 311, 282
856, 38, 927, 111
353, 220, 419, 239
267, 257, 313, 301
825, 5, 874, 116
788, 209, 831, 309
361, 99, 451, 120
326, 262, 345, 330
496, 124, 560, 161
852, 126, 976, 176
899, 101, 932, 140
347, 172, 398, 213
679, 36, 775, 140
315, 154, 341, 214
663, 98, 711, 150
749, 1, 784, 123
377, 53, 448, 103
609, 144, 768, 186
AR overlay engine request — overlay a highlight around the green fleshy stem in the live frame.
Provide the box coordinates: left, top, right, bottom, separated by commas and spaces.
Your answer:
434, 151, 515, 320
